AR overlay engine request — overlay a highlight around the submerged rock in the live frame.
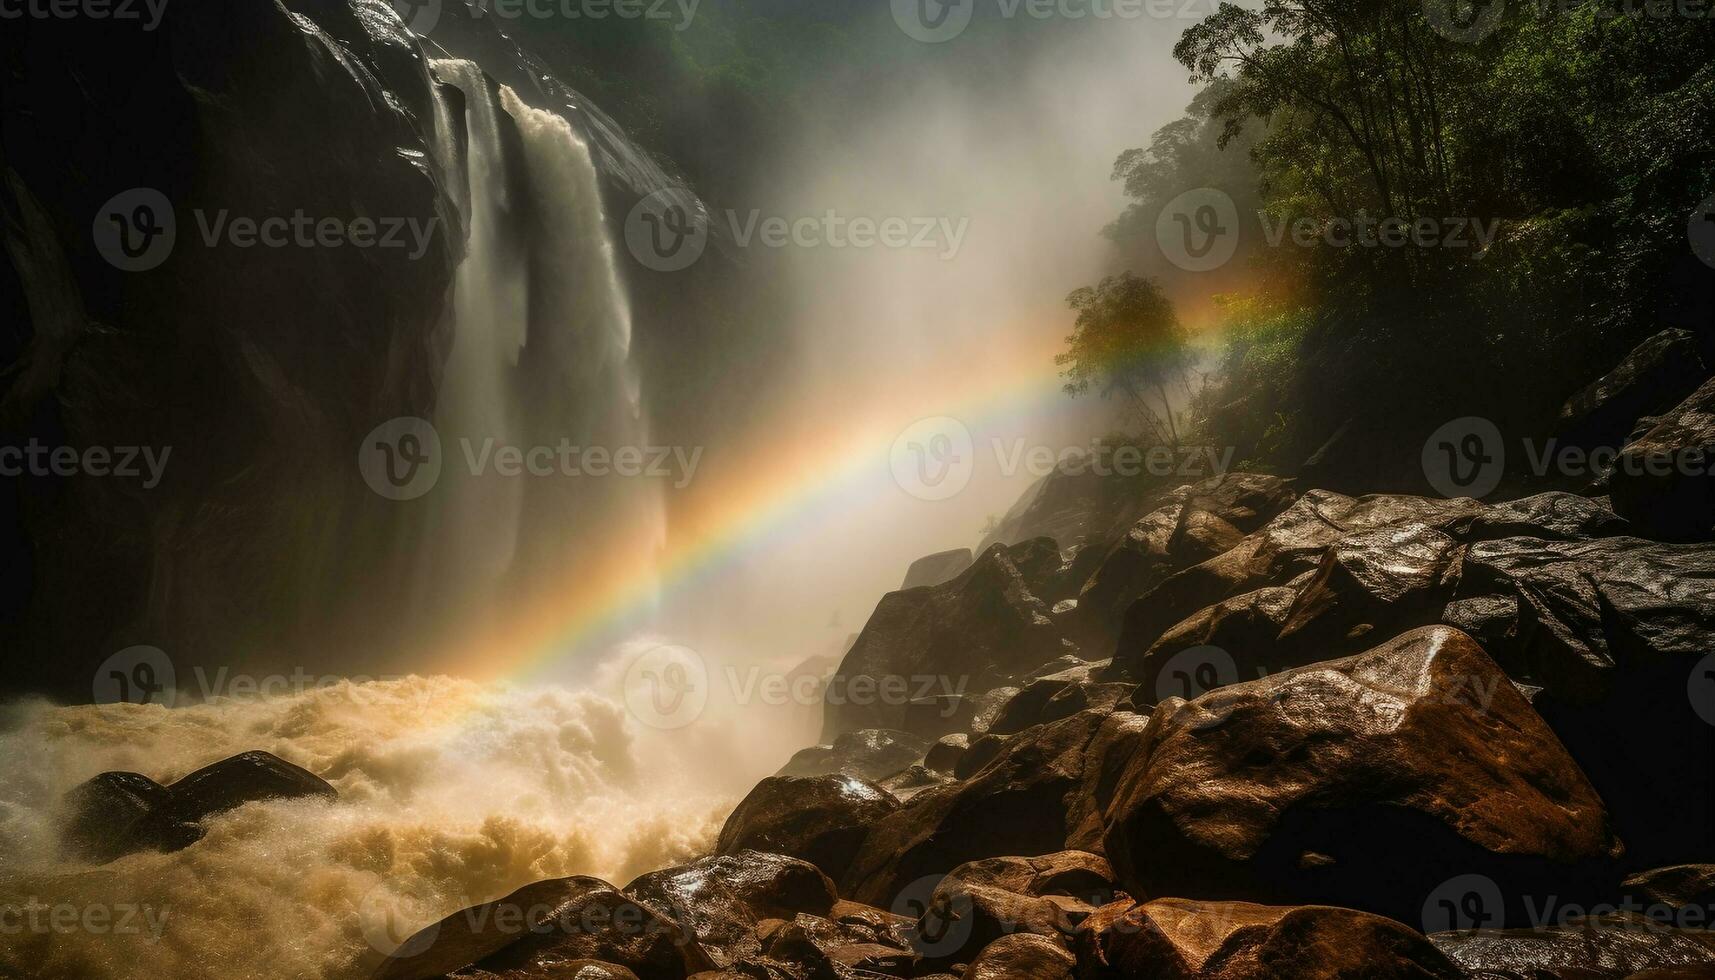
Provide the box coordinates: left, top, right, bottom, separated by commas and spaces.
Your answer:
60, 750, 335, 863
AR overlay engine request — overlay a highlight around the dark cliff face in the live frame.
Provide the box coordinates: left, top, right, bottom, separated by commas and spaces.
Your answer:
0, 0, 743, 700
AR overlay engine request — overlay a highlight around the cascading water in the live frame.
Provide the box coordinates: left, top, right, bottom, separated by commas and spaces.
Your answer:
413, 61, 664, 636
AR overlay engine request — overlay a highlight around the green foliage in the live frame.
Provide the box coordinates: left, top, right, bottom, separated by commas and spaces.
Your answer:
1095, 1, 1715, 478
1058, 273, 1193, 445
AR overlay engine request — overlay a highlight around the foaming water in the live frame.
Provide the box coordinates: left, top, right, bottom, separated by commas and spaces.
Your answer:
0, 677, 730, 980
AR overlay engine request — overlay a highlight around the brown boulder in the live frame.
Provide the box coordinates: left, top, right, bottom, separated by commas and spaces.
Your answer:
965, 934, 1076, 980
914, 853, 1117, 964
779, 730, 928, 783
372, 876, 700, 980
625, 852, 838, 970
1609, 375, 1715, 542
1103, 627, 1622, 924
1077, 898, 1461, 979
1430, 913, 1715, 978
716, 775, 900, 882
843, 709, 1147, 908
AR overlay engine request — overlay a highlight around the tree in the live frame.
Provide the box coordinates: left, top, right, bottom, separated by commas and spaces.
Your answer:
1058, 273, 1192, 446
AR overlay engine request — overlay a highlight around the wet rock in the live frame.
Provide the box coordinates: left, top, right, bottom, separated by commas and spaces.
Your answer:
984, 670, 1133, 737
1130, 585, 1300, 704
1113, 491, 1490, 672
843, 710, 1147, 907
752, 912, 918, 978
1459, 535, 1715, 862
374, 876, 701, 980
965, 934, 1076, 980
879, 765, 952, 803
1272, 522, 1465, 656
922, 735, 969, 774
1440, 593, 1521, 655
1077, 898, 1461, 979
902, 549, 975, 590
779, 730, 929, 783
1610, 376, 1715, 542
967, 687, 1021, 736
900, 694, 975, 741
915, 852, 1117, 964
1557, 327, 1710, 454
60, 750, 335, 863
1070, 501, 1244, 649
1103, 627, 1622, 925
626, 852, 839, 970
1469, 492, 1630, 542
822, 545, 1072, 739
976, 453, 1182, 554
953, 732, 1013, 780
1429, 913, 1715, 979
716, 775, 900, 883
1625, 866, 1715, 916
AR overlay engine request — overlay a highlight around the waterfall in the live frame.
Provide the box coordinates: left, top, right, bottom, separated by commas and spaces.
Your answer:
415, 61, 664, 638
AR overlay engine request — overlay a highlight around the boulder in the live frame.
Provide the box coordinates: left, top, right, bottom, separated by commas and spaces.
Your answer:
59, 750, 335, 863
1113, 491, 1490, 673
1272, 523, 1465, 657
716, 775, 900, 883
976, 453, 1180, 553
1131, 585, 1300, 704
922, 735, 969, 775
1459, 535, 1715, 862
901, 549, 975, 590
372, 876, 700, 980
1556, 328, 1710, 453
879, 765, 952, 803
843, 710, 1148, 907
1070, 502, 1244, 648
1430, 914, 1715, 979
1102, 627, 1622, 925
1625, 866, 1715, 916
625, 852, 838, 970
985, 667, 1133, 736
750, 912, 919, 978
822, 545, 1072, 738
1468, 492, 1630, 542
1076, 899, 1461, 979
915, 853, 1117, 965
1610, 375, 1715, 541
779, 730, 928, 783
965, 934, 1076, 980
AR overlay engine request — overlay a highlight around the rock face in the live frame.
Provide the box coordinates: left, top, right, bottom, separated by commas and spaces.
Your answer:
1103, 627, 1622, 924
1078, 899, 1462, 980
965, 933, 1077, 980
901, 549, 976, 590
821, 544, 1071, 739
1459, 535, 1715, 862
716, 775, 901, 884
60, 750, 336, 863
372, 875, 700, 980
1556, 327, 1710, 453
916, 852, 1117, 963
1429, 914, 1715, 979
1610, 375, 1715, 542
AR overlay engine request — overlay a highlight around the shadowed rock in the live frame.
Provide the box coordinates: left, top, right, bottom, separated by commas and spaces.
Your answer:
915, 852, 1116, 965
843, 709, 1147, 907
1103, 627, 1622, 924
965, 933, 1076, 980
1610, 375, 1715, 542
1076, 898, 1461, 979
60, 750, 335, 863
716, 775, 901, 883
1557, 327, 1711, 453
779, 730, 929, 783
901, 549, 975, 590
373, 876, 701, 980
